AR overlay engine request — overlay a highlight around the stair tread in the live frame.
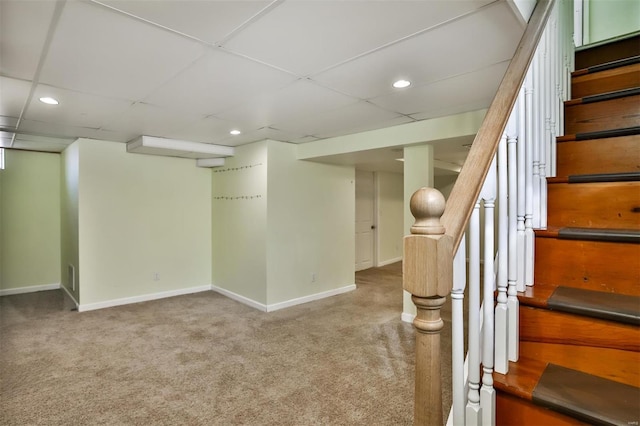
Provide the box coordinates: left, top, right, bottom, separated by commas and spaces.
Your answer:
547, 285, 640, 325
548, 172, 640, 183
532, 363, 640, 426
573, 55, 640, 76
557, 126, 640, 142
566, 87, 640, 105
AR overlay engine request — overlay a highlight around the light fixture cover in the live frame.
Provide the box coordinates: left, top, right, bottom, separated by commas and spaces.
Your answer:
393, 79, 411, 89
39, 97, 59, 105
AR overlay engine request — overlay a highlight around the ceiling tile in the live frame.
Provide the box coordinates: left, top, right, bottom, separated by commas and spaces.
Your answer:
0, 0, 57, 80
39, 0, 205, 100
166, 115, 236, 145
223, 0, 494, 76
0, 76, 31, 119
144, 48, 296, 116
18, 118, 110, 140
312, 2, 523, 100
101, 102, 202, 138
216, 79, 357, 129
0, 115, 19, 129
275, 101, 408, 139
98, 0, 272, 43
25, 83, 133, 129
371, 60, 510, 117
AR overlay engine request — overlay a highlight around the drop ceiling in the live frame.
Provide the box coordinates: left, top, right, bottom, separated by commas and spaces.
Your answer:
0, 0, 526, 171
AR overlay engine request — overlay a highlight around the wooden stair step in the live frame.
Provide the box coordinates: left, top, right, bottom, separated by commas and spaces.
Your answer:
572, 60, 640, 98
519, 284, 640, 325
534, 235, 640, 295
556, 134, 640, 176
557, 125, 640, 142
533, 363, 640, 425
564, 93, 640, 134
520, 305, 640, 351
519, 341, 640, 388
572, 55, 640, 77
566, 87, 640, 106
575, 33, 640, 69
545, 179, 640, 229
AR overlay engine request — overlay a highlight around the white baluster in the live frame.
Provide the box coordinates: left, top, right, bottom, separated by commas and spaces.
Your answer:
540, 27, 550, 230
495, 134, 509, 375
516, 91, 526, 292
452, 235, 467, 426
507, 116, 520, 362
524, 67, 535, 287
481, 157, 497, 426
465, 201, 482, 426
531, 55, 542, 230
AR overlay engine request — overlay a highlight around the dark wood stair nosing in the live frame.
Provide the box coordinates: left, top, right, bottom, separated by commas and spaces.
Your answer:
557, 227, 640, 244
547, 286, 640, 326
548, 171, 640, 183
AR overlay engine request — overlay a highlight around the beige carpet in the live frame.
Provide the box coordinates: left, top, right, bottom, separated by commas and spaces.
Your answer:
0, 263, 452, 425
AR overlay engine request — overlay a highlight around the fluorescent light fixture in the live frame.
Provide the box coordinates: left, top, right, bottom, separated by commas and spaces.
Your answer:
39, 97, 59, 105
393, 79, 411, 89
230, 129, 241, 135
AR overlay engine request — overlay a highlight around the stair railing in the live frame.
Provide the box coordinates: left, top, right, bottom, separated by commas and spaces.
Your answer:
403, 0, 574, 424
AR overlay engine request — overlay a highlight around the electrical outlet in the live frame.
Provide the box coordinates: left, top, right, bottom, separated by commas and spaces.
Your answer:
153, 272, 160, 281
311, 272, 317, 283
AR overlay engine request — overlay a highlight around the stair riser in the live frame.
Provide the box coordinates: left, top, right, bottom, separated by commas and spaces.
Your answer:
496, 393, 586, 426
572, 63, 640, 98
546, 181, 640, 229
519, 341, 640, 388
556, 135, 640, 175
519, 306, 640, 351
564, 95, 640, 134
534, 237, 640, 295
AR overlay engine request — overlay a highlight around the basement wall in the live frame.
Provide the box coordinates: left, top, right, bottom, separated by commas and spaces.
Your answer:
0, 150, 61, 294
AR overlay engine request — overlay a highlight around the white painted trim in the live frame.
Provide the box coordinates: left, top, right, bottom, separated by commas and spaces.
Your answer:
211, 285, 267, 312
266, 284, 356, 312
60, 284, 79, 308
78, 285, 212, 312
0, 283, 60, 296
377, 257, 403, 267
401, 312, 416, 324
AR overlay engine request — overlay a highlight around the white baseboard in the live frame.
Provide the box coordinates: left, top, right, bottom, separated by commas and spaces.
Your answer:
211, 284, 357, 313
78, 285, 212, 312
60, 284, 79, 309
211, 285, 267, 312
401, 312, 416, 324
377, 257, 403, 267
266, 284, 357, 312
0, 283, 60, 296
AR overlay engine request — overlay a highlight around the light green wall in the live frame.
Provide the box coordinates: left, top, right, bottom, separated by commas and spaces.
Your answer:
60, 143, 80, 302
0, 150, 61, 291
586, 0, 640, 44
376, 171, 403, 264
212, 141, 268, 304
77, 139, 211, 306
266, 140, 355, 305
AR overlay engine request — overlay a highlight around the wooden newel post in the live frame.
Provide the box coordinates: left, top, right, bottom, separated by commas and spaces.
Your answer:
403, 187, 453, 426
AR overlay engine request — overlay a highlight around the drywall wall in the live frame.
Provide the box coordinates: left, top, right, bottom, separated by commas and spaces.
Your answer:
266, 140, 355, 306
77, 139, 211, 307
585, 0, 640, 44
60, 142, 80, 303
376, 171, 403, 265
212, 141, 268, 305
0, 150, 61, 292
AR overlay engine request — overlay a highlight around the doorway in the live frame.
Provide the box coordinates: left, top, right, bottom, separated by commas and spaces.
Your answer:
355, 170, 376, 271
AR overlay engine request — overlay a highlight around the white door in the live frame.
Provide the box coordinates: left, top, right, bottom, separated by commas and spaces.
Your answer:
355, 171, 375, 271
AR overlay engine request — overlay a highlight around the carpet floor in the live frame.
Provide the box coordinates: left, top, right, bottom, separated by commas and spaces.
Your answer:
0, 262, 452, 425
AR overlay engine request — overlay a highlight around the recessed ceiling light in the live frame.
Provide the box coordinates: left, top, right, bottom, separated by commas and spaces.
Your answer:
393, 79, 411, 89
39, 97, 59, 105
230, 129, 241, 136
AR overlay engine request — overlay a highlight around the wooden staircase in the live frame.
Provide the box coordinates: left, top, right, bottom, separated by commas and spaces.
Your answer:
493, 35, 640, 425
